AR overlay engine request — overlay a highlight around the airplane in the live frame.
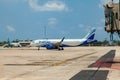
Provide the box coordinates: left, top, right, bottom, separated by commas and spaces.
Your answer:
30, 29, 97, 50
3, 38, 22, 48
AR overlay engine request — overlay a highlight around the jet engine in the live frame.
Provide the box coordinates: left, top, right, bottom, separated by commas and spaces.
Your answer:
45, 43, 54, 49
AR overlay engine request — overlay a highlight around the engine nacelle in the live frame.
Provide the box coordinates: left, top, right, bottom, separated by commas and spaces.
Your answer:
45, 43, 54, 49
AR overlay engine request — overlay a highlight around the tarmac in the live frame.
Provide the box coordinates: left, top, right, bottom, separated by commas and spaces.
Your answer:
0, 46, 120, 80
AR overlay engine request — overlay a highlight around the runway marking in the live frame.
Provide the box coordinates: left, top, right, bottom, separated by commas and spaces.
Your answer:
51, 51, 97, 66
88, 50, 115, 68
109, 60, 120, 70
70, 50, 117, 80
70, 70, 109, 80
4, 60, 59, 66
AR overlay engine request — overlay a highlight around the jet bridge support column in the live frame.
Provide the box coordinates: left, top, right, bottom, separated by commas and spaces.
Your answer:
104, 1, 120, 40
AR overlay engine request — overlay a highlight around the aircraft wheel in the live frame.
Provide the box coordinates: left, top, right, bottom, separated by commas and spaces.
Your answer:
61, 47, 64, 50
38, 47, 40, 50
58, 48, 61, 50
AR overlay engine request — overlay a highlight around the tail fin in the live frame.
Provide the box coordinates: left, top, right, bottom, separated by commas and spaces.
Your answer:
7, 38, 11, 46
84, 29, 96, 40
61, 37, 65, 42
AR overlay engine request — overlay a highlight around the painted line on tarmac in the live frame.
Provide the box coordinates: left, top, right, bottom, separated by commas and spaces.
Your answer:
69, 50, 116, 80
51, 51, 97, 66
70, 70, 109, 80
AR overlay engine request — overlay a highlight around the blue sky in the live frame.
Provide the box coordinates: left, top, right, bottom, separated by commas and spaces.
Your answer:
0, 0, 119, 41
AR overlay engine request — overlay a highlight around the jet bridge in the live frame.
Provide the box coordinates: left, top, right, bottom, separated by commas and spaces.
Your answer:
104, 1, 120, 40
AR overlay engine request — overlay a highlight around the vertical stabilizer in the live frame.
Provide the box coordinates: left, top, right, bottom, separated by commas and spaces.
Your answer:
84, 29, 96, 40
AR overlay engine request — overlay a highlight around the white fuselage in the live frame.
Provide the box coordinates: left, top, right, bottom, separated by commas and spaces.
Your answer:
30, 38, 87, 47
11, 43, 22, 47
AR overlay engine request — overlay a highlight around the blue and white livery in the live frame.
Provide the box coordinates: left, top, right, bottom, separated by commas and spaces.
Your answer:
30, 29, 96, 50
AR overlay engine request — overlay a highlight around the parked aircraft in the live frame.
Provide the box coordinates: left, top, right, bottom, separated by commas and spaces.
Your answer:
3, 38, 21, 48
30, 29, 96, 50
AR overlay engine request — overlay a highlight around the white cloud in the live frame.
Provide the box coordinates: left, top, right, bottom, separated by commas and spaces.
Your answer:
29, 0, 68, 11
48, 17, 57, 27
99, 0, 119, 9
6, 25, 15, 32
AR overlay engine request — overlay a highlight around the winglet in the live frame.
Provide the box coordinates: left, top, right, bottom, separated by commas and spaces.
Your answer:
53, 37, 65, 49
61, 37, 65, 42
